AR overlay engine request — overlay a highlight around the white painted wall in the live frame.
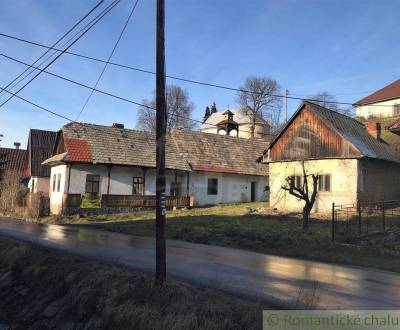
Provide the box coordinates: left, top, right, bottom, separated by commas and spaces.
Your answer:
201, 123, 270, 139
189, 172, 268, 206
269, 159, 358, 213
28, 177, 50, 195
356, 98, 400, 118
49, 165, 68, 214
48, 163, 268, 213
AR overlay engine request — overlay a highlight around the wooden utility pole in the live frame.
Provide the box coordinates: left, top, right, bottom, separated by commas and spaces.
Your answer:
155, 0, 167, 283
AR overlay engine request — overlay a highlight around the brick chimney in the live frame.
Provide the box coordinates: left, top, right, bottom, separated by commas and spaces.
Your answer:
14, 142, 21, 149
365, 120, 381, 140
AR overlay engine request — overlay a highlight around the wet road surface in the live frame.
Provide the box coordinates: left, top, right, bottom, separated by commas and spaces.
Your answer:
1, 217, 400, 309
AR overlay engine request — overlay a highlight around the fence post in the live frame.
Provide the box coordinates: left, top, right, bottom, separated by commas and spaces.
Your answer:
382, 199, 386, 231
331, 202, 335, 242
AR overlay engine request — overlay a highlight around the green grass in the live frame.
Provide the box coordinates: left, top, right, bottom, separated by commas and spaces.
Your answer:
42, 202, 400, 273
0, 237, 267, 329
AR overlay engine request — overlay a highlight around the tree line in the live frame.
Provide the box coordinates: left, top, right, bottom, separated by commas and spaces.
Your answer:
135, 77, 354, 137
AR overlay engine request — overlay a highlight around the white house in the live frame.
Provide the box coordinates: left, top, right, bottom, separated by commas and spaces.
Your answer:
354, 79, 400, 118
43, 123, 269, 215
201, 109, 271, 139
261, 101, 400, 213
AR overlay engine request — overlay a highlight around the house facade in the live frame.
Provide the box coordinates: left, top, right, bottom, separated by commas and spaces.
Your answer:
201, 109, 271, 139
22, 129, 57, 195
262, 101, 400, 213
44, 123, 269, 215
354, 79, 400, 118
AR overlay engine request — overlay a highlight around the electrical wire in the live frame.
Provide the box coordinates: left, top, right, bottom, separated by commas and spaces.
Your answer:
0, 0, 121, 109
0, 0, 105, 100
1, 32, 390, 108
75, 0, 140, 121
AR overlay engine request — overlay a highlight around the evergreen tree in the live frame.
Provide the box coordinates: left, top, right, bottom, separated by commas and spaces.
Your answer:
203, 106, 211, 123
210, 102, 217, 114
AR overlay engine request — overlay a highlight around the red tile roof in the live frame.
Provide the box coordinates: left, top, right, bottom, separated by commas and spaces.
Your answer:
354, 80, 400, 106
64, 138, 92, 162
0, 148, 26, 173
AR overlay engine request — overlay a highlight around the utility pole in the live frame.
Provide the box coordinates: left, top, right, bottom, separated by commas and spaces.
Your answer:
155, 0, 167, 283
285, 89, 289, 123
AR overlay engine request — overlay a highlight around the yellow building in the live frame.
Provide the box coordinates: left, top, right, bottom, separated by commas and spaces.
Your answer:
261, 101, 400, 213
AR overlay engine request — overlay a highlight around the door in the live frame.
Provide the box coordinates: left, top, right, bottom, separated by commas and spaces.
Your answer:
251, 182, 256, 202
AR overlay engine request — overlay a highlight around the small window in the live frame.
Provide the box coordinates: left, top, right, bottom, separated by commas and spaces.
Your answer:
394, 104, 400, 116
207, 178, 218, 195
86, 174, 100, 194
57, 173, 61, 192
290, 175, 302, 188
318, 174, 331, 192
132, 177, 144, 195
52, 174, 56, 192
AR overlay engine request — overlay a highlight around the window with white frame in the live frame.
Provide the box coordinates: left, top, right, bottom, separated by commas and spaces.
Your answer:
52, 174, 56, 192
57, 173, 61, 192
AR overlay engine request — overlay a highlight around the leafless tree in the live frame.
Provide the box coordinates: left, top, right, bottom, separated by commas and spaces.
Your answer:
236, 76, 282, 137
281, 161, 319, 230
136, 85, 197, 133
309, 91, 354, 116
0, 171, 24, 215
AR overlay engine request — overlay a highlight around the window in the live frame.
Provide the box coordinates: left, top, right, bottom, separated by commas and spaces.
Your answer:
394, 104, 400, 116
132, 177, 144, 195
289, 175, 302, 188
318, 174, 331, 192
57, 173, 61, 192
86, 174, 100, 194
52, 174, 56, 192
207, 178, 218, 195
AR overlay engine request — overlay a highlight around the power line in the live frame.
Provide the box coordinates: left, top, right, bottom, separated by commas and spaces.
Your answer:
0, 0, 105, 101
0, 52, 276, 137
0, 31, 396, 109
76, 0, 140, 121
0, 0, 121, 110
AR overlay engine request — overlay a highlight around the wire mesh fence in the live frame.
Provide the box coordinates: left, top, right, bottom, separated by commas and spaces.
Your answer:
332, 200, 400, 248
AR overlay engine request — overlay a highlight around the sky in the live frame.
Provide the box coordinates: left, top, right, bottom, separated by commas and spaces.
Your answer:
0, 0, 400, 147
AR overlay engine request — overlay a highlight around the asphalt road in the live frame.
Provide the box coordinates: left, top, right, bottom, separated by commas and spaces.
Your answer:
1, 217, 400, 309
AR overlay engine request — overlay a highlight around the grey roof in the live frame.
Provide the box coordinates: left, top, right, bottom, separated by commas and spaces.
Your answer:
201, 109, 270, 130
267, 101, 400, 164
27, 129, 57, 177
48, 123, 269, 176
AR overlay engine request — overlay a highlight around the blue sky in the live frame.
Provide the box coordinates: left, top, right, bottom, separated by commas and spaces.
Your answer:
0, 0, 400, 147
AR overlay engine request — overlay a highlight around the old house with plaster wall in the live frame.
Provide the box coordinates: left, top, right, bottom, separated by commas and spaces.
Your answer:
261, 101, 400, 213
43, 123, 269, 215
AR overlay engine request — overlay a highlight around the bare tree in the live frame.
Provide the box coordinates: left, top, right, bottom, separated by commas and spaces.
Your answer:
236, 76, 282, 136
0, 171, 24, 215
0, 133, 4, 181
309, 91, 354, 116
136, 85, 196, 132
281, 161, 319, 230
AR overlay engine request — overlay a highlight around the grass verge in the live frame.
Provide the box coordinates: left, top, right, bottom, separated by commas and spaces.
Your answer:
0, 236, 267, 330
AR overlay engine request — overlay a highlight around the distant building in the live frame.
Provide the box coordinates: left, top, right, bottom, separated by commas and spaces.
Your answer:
354, 79, 400, 118
0, 142, 26, 176
201, 109, 271, 139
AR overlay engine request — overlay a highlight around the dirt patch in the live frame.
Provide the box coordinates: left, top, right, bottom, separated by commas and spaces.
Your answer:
0, 237, 266, 330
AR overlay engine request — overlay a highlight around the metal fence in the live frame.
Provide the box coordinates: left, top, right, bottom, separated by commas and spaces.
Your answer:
332, 200, 400, 245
